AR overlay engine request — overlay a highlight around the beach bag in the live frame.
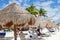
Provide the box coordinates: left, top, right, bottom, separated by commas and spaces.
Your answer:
49, 28, 55, 32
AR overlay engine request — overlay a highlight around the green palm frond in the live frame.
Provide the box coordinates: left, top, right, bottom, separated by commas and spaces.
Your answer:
26, 4, 47, 17
39, 8, 47, 17
26, 4, 38, 17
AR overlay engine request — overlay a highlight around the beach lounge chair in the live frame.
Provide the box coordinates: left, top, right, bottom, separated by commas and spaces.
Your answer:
4, 29, 9, 32
0, 32, 6, 38
49, 28, 55, 32
0, 30, 6, 38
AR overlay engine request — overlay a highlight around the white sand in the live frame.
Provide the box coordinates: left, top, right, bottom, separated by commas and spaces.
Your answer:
5, 31, 21, 40
2, 29, 60, 40
43, 29, 60, 40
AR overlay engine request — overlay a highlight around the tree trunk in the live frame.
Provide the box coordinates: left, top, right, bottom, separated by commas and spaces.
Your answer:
14, 25, 17, 40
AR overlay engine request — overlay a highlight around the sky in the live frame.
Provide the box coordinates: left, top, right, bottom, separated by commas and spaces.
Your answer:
0, 0, 60, 23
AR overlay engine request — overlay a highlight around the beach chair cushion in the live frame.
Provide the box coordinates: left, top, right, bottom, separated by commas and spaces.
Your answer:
49, 28, 55, 32
0, 32, 6, 37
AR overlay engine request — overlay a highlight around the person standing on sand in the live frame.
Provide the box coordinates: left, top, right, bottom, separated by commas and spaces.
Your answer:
37, 28, 40, 36
36, 25, 41, 38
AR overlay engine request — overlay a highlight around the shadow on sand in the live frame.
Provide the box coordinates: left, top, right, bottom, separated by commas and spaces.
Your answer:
0, 37, 13, 40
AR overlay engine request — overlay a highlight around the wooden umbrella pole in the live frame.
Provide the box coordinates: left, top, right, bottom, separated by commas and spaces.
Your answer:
14, 24, 17, 40
38, 24, 41, 36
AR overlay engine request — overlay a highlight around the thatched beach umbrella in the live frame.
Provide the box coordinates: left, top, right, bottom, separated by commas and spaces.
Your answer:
35, 16, 47, 28
0, 3, 35, 40
0, 3, 35, 28
46, 18, 56, 28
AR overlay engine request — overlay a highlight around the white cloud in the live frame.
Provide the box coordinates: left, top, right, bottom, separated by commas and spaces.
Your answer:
41, 1, 53, 7
51, 6, 60, 21
35, 0, 60, 23
17, 0, 23, 2
21, 0, 30, 8
52, 14, 60, 21
33, 1, 41, 9
39, 1, 56, 17
45, 7, 58, 17
11, 0, 22, 3
1, 0, 60, 23
8, 0, 30, 8
57, 0, 60, 3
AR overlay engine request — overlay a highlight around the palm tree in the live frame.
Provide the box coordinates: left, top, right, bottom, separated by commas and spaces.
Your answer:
38, 8, 47, 35
26, 4, 38, 17
26, 4, 47, 17
38, 8, 47, 17
26, 4, 47, 37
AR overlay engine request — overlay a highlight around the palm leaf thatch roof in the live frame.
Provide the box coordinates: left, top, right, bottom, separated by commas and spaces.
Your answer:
46, 19, 56, 28
35, 16, 47, 28
1, 3, 29, 13
0, 3, 35, 28
35, 17, 56, 28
